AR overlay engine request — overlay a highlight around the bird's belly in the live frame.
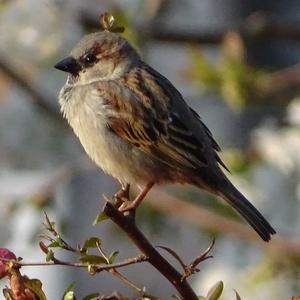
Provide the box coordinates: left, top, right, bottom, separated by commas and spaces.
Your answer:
68, 110, 167, 185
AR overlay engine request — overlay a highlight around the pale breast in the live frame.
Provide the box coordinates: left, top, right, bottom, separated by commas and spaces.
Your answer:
59, 82, 169, 185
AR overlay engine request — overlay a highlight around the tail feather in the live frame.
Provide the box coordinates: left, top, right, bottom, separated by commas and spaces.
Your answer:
219, 180, 276, 241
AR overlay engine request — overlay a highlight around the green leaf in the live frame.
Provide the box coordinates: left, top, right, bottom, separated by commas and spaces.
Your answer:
62, 283, 76, 300
48, 240, 60, 248
108, 250, 119, 264
46, 249, 54, 262
206, 281, 223, 300
43, 211, 55, 231
23, 278, 47, 300
82, 293, 100, 300
80, 255, 107, 265
198, 297, 206, 300
82, 237, 101, 250
63, 291, 76, 300
3, 289, 14, 300
93, 211, 108, 225
49, 237, 64, 248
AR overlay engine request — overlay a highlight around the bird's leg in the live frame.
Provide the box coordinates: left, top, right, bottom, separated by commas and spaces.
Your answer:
119, 182, 154, 212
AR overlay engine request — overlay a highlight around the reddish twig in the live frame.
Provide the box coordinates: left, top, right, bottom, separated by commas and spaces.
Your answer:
0, 255, 148, 272
157, 239, 215, 281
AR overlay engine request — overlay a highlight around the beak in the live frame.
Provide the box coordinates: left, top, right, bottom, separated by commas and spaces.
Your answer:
54, 56, 81, 74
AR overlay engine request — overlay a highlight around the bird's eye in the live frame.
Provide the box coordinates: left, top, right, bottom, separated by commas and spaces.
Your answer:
82, 53, 97, 65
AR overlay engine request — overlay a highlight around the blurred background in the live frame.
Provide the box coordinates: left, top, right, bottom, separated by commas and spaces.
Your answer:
0, 0, 300, 299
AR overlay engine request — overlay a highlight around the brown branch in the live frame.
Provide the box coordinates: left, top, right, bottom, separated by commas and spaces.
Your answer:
103, 201, 199, 300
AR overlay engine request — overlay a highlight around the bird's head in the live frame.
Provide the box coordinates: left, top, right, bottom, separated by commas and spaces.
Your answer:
54, 31, 139, 85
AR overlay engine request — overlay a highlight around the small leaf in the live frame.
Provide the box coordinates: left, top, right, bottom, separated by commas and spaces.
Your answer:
49, 237, 64, 248
62, 283, 76, 300
198, 297, 206, 300
93, 211, 108, 225
23, 278, 47, 300
43, 211, 55, 231
3, 289, 14, 300
46, 249, 54, 262
80, 255, 107, 265
48, 240, 60, 248
108, 251, 119, 264
206, 281, 223, 300
64, 291, 76, 300
82, 293, 100, 300
83, 237, 102, 250
99, 12, 115, 31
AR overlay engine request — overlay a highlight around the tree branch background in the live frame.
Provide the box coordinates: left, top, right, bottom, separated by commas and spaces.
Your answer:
0, 0, 299, 299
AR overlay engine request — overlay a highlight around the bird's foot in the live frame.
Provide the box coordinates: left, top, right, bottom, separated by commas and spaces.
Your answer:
118, 182, 154, 213
113, 184, 130, 208
118, 199, 139, 212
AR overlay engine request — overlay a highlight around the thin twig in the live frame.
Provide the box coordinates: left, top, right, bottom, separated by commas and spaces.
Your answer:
103, 201, 199, 300
0, 255, 148, 271
94, 241, 145, 293
110, 270, 142, 293
42, 211, 80, 254
157, 239, 214, 281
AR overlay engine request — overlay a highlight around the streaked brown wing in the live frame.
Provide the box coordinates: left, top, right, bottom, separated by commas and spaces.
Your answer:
139, 63, 229, 172
94, 76, 209, 170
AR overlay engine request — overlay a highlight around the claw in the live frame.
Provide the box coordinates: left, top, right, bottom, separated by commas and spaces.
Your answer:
118, 182, 154, 213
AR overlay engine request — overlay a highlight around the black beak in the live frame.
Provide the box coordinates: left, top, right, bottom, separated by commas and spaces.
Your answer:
54, 56, 81, 75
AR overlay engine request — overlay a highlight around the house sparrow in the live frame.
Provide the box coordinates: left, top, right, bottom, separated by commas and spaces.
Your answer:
55, 31, 275, 241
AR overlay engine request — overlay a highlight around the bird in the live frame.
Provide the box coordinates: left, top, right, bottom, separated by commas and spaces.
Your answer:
54, 30, 276, 242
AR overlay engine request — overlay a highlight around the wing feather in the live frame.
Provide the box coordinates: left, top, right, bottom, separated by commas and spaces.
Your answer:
91, 64, 227, 171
